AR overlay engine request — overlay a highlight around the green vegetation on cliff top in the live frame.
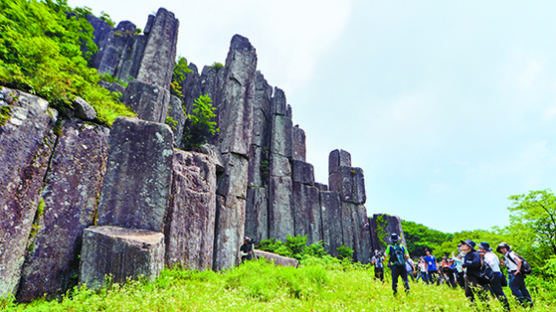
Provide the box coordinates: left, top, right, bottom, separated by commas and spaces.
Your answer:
0, 0, 135, 125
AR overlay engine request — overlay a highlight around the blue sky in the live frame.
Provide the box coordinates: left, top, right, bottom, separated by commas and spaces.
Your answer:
70, 0, 556, 233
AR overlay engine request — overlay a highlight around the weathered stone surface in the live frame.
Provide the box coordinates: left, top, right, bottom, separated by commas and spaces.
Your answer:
87, 15, 112, 51
17, 121, 109, 302
79, 226, 164, 289
268, 175, 294, 241
315, 183, 328, 192
292, 126, 306, 161
199, 65, 225, 115
293, 183, 321, 245
73, 96, 97, 121
340, 202, 355, 256
199, 144, 225, 173
213, 194, 246, 270
320, 191, 342, 256
179, 62, 201, 116
215, 35, 257, 156
98, 80, 126, 95
369, 214, 406, 252
252, 71, 272, 148
270, 153, 291, 177
245, 186, 268, 242
166, 95, 185, 145
94, 21, 137, 76
272, 87, 287, 116
143, 14, 155, 35
254, 249, 298, 267
136, 8, 178, 89
292, 160, 314, 185
122, 80, 170, 123
98, 117, 173, 232
165, 151, 216, 270
0, 87, 57, 296
328, 166, 366, 205
348, 203, 371, 264
115, 34, 147, 81
216, 153, 249, 199
270, 115, 292, 158
328, 149, 352, 175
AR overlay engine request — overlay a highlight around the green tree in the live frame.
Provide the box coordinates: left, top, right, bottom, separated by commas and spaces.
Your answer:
182, 94, 218, 150
401, 220, 453, 257
501, 190, 556, 267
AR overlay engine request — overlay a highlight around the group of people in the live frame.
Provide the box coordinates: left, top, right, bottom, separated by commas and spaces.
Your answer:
373, 233, 534, 310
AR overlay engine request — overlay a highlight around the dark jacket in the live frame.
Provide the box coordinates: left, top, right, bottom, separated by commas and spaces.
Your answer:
462, 251, 482, 278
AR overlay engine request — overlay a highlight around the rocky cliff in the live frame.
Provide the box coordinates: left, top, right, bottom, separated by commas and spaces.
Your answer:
0, 7, 404, 302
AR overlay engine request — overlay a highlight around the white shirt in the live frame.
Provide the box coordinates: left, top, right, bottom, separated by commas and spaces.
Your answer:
483, 251, 501, 272
504, 251, 519, 272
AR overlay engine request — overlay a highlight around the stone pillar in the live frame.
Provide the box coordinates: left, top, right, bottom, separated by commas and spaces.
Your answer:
165, 151, 216, 270
292, 126, 306, 161
319, 190, 343, 256
0, 88, 57, 296
166, 95, 186, 146
97, 117, 174, 232
17, 121, 109, 302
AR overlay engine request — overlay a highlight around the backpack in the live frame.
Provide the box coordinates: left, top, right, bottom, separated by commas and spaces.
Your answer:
507, 251, 532, 275
389, 245, 406, 266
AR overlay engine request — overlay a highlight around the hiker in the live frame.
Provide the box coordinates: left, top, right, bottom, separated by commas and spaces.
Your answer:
440, 257, 457, 288
496, 242, 533, 308
461, 239, 489, 304
384, 233, 410, 295
424, 248, 439, 285
452, 249, 465, 289
371, 250, 385, 282
478, 242, 510, 311
240, 236, 255, 262
417, 257, 429, 284
406, 257, 416, 281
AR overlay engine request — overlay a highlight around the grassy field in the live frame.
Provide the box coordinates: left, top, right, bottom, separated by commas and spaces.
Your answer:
4, 257, 555, 312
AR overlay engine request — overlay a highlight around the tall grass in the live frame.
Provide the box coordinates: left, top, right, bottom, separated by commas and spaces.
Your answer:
5, 258, 555, 311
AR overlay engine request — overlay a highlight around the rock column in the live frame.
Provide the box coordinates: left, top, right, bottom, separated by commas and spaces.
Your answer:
369, 214, 406, 252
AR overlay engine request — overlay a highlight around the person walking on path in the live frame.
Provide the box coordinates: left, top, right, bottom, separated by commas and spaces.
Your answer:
424, 248, 439, 285
384, 233, 410, 295
497, 242, 533, 308
417, 257, 429, 284
371, 250, 385, 282
479, 242, 510, 311
461, 239, 489, 305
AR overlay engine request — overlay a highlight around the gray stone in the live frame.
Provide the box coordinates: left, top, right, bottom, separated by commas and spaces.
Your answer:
115, 34, 147, 81
292, 183, 321, 245
292, 160, 314, 185
199, 144, 225, 173
122, 80, 170, 123
216, 153, 249, 199
98, 117, 173, 232
340, 202, 355, 257
87, 15, 112, 52
213, 194, 245, 271
328, 166, 366, 205
343, 202, 370, 264
254, 249, 298, 267
268, 175, 294, 241
73, 96, 97, 121
98, 81, 126, 95
17, 121, 109, 302
252, 71, 273, 148
0, 87, 57, 296
328, 149, 352, 175
214, 35, 257, 156
245, 186, 268, 242
143, 14, 155, 35
272, 88, 287, 116
199, 65, 225, 116
165, 151, 216, 270
136, 8, 178, 89
179, 62, 201, 116
94, 21, 137, 76
320, 191, 343, 256
315, 183, 328, 191
166, 95, 185, 145
79, 226, 164, 289
369, 214, 406, 252
292, 126, 306, 161
270, 115, 292, 158
270, 153, 291, 177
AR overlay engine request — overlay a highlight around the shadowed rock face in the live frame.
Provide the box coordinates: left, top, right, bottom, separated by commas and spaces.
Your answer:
97, 117, 174, 233
328, 149, 352, 174
0, 87, 57, 296
329, 167, 366, 205
17, 120, 109, 302
79, 226, 164, 290
165, 151, 216, 270
369, 214, 406, 252
166, 95, 186, 145
320, 191, 342, 256
293, 183, 322, 245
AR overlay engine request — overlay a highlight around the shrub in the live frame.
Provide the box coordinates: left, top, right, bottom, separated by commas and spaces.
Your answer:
181, 94, 218, 150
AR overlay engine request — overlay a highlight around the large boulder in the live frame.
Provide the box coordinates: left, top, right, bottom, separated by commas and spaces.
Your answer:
0, 87, 57, 296
165, 151, 216, 270
98, 117, 174, 232
254, 250, 298, 267
79, 226, 164, 289
292, 183, 321, 245
17, 121, 109, 302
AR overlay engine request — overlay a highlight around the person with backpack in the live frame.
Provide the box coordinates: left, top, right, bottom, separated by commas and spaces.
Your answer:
461, 239, 489, 304
479, 242, 510, 311
371, 249, 385, 282
384, 233, 410, 295
496, 242, 533, 308
424, 248, 439, 285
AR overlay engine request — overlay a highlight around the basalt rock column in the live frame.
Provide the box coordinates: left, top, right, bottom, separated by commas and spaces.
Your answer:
17, 121, 109, 302
91, 21, 137, 76
292, 126, 306, 161
122, 8, 178, 123
165, 151, 216, 270
268, 88, 294, 242
292, 160, 322, 244
328, 149, 371, 263
213, 35, 257, 270
0, 87, 57, 296
245, 72, 273, 242
319, 190, 343, 256
97, 117, 174, 232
